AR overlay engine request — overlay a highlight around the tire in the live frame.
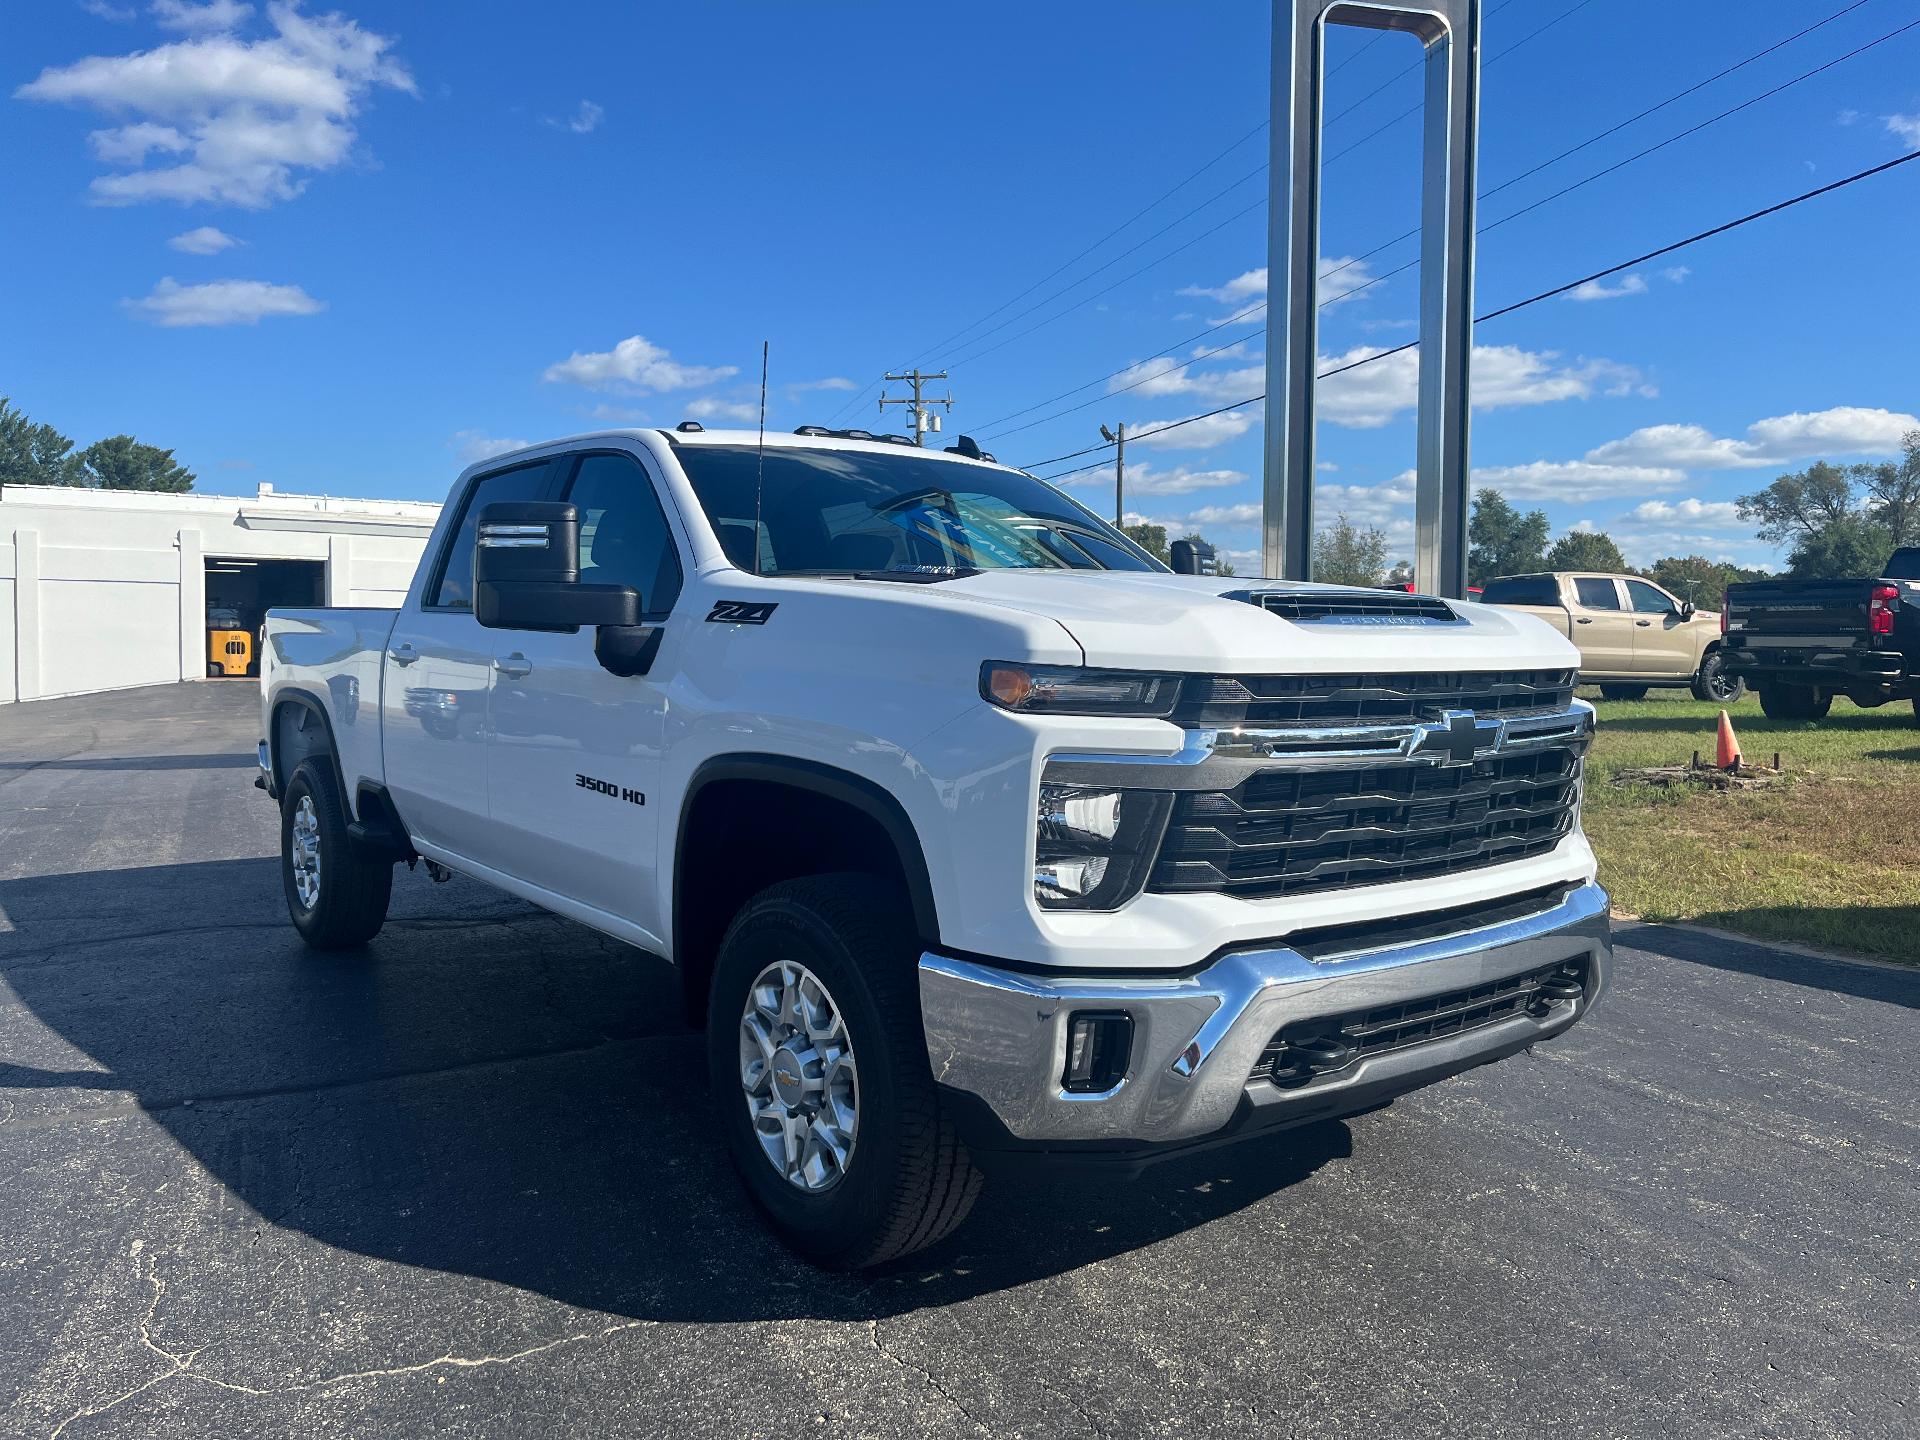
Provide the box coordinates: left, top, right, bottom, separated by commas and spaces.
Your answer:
1690, 649, 1746, 704
707, 874, 982, 1269
1757, 684, 1831, 722
208, 662, 223, 678
280, 758, 393, 949
1598, 684, 1649, 702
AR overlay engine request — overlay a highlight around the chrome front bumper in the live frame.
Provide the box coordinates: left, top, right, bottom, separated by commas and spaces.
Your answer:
920, 880, 1609, 1149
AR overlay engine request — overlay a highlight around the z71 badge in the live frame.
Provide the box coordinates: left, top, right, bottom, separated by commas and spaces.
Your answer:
706, 600, 778, 625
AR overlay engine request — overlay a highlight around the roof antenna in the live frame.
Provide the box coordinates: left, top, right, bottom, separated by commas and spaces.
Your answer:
753, 339, 768, 577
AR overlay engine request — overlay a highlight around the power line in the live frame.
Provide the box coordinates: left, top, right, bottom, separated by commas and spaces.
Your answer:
1004, 3, 1908, 444
1019, 149, 1920, 474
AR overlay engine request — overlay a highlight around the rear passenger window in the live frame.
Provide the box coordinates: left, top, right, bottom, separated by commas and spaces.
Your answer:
1572, 578, 1621, 610
561, 453, 684, 617
1481, 576, 1558, 606
430, 461, 552, 609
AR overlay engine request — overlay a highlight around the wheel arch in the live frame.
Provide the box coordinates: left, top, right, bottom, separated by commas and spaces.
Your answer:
268, 689, 351, 812
673, 755, 941, 1023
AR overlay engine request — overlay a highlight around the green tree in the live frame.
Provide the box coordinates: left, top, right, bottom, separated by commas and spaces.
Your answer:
0, 396, 85, 487
81, 435, 195, 493
1785, 513, 1892, 578
1121, 522, 1168, 564
1312, 511, 1388, 586
1468, 488, 1549, 586
1647, 555, 1738, 607
1859, 430, 1920, 548
1544, 528, 1629, 573
1384, 558, 1414, 586
1736, 461, 1861, 548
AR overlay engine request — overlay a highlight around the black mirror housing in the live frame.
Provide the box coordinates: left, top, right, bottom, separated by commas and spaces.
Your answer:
1680, 600, 1696, 619
474, 501, 642, 631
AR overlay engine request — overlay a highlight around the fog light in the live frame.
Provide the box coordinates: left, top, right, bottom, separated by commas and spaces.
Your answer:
1063, 1011, 1133, 1093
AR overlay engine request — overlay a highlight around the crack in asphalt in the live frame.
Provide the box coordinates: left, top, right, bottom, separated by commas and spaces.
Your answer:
47, 1252, 655, 1437
865, 1318, 992, 1435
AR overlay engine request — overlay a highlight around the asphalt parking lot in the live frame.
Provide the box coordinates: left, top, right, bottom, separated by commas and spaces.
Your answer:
1, 683, 1914, 1439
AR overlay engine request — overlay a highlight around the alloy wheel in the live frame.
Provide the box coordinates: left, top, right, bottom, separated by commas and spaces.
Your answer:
290, 794, 323, 909
738, 960, 859, 1193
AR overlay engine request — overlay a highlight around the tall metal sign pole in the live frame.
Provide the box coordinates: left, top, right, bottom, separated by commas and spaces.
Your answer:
1264, 0, 1480, 594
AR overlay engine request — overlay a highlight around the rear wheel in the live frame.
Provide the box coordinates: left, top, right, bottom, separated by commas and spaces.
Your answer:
708, 874, 982, 1269
1598, 684, 1649, 702
1690, 649, 1746, 704
281, 758, 393, 949
1758, 684, 1831, 721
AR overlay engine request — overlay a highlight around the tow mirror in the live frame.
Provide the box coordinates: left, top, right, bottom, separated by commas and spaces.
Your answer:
474, 501, 641, 632
1680, 600, 1696, 620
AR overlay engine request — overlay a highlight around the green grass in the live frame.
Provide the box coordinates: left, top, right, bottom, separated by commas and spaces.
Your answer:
1581, 686, 1920, 963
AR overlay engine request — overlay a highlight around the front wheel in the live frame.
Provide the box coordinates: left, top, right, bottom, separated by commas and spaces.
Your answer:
280, 758, 393, 948
1758, 684, 1831, 722
1598, 684, 1649, 702
708, 874, 982, 1269
1691, 649, 1746, 704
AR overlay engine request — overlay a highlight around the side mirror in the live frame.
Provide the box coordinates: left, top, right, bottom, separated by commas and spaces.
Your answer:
1170, 538, 1218, 576
474, 501, 641, 631
1680, 601, 1696, 619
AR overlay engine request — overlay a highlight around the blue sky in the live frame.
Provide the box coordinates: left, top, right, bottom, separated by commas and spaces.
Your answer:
4, 0, 1918, 573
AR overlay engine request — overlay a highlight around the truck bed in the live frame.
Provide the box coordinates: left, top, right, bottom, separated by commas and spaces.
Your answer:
262, 607, 398, 803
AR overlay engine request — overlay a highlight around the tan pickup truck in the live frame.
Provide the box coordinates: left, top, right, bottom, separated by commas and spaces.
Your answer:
1479, 571, 1740, 702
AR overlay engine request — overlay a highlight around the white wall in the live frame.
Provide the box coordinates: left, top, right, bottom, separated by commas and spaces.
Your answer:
1, 484, 440, 705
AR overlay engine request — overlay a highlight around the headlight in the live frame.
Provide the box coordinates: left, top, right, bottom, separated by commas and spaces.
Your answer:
982, 662, 1181, 718
1033, 780, 1172, 910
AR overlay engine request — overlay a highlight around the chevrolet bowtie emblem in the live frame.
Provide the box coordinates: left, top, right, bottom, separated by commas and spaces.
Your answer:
1406, 708, 1504, 766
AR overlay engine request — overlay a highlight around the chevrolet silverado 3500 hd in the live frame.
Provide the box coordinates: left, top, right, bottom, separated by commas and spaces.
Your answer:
258, 426, 1611, 1267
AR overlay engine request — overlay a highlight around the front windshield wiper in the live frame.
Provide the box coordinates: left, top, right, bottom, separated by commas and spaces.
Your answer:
777, 566, 981, 585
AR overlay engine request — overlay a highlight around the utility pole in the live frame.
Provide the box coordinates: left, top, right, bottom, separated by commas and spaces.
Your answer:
1100, 423, 1126, 527
879, 369, 953, 446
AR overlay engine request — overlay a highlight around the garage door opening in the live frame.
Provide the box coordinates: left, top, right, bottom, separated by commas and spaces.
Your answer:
204, 558, 324, 678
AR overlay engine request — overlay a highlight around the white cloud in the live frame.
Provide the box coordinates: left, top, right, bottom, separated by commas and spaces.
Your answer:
1661, 266, 1691, 283
17, 2, 414, 208
450, 430, 531, 464
1837, 108, 1861, 127
548, 98, 603, 134
1624, 498, 1744, 525
167, 223, 240, 253
682, 396, 760, 423
1060, 461, 1246, 497
1471, 460, 1686, 502
1588, 407, 1920, 470
1315, 344, 1647, 429
1177, 255, 1379, 313
123, 275, 321, 325
1107, 355, 1262, 402
789, 376, 858, 392
81, 1, 138, 19
1887, 114, 1920, 147
1128, 408, 1256, 451
1570, 274, 1648, 302
150, 1, 254, 33
1178, 267, 1266, 306
542, 334, 738, 393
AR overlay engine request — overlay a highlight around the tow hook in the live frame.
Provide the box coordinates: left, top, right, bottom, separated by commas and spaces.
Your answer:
424, 860, 454, 883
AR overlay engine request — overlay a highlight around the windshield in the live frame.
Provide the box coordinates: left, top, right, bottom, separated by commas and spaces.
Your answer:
673, 444, 1163, 577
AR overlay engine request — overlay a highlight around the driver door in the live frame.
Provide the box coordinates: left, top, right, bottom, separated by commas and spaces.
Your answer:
485, 448, 686, 949
1624, 578, 1696, 678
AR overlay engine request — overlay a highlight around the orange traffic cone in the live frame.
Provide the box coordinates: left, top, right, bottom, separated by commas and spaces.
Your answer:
1715, 709, 1742, 771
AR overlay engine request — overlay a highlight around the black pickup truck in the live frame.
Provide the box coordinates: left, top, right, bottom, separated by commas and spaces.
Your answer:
1720, 547, 1920, 720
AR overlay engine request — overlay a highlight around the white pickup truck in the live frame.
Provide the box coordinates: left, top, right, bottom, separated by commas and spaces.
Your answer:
258, 426, 1610, 1267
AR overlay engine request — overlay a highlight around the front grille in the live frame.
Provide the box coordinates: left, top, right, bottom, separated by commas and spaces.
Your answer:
1251, 958, 1590, 1089
1172, 669, 1574, 728
1239, 590, 1459, 624
1150, 743, 1583, 899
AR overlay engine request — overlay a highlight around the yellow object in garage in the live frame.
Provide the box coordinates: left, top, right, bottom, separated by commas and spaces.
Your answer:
209, 628, 252, 677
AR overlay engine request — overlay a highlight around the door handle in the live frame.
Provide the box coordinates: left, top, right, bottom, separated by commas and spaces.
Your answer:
1635, 620, 1652, 627
494, 653, 533, 679
1574, 617, 1593, 624
388, 643, 419, 666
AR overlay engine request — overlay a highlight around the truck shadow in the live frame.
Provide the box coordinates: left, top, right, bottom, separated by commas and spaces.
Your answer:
1621, 920, 1919, 1006
0, 857, 1348, 1323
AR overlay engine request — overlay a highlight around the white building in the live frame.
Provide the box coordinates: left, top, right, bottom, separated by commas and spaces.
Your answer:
0, 482, 440, 705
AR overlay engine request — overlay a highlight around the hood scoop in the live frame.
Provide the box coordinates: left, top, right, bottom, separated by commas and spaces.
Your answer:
1232, 589, 1461, 625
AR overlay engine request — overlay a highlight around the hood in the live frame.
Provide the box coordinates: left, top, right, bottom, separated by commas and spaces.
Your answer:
931, 571, 1579, 673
